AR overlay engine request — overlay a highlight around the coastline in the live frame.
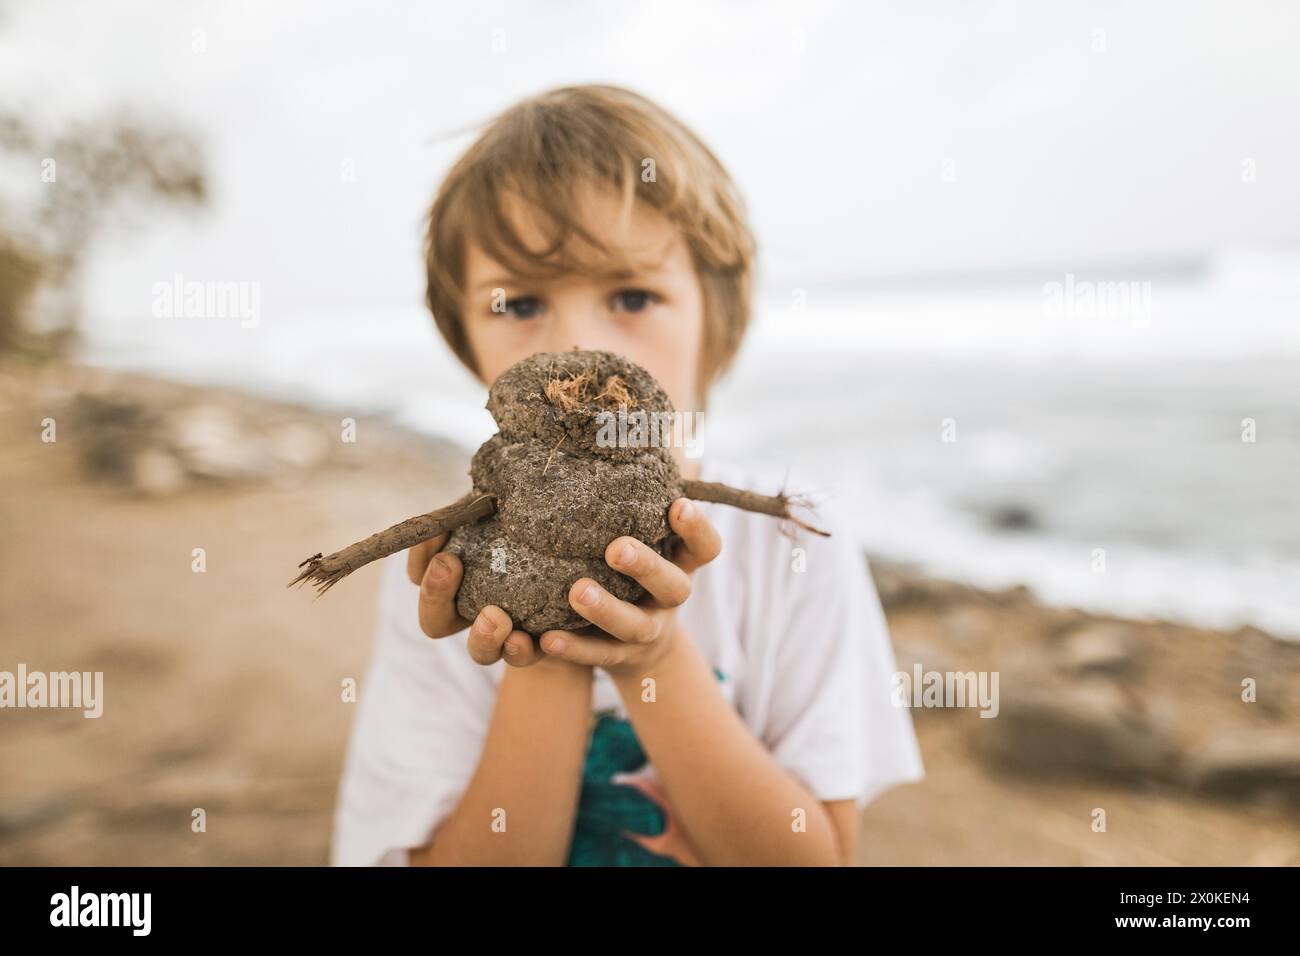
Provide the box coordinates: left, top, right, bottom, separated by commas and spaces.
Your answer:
1, 359, 1297, 865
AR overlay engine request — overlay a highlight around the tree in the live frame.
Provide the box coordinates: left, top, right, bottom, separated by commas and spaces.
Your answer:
0, 109, 208, 354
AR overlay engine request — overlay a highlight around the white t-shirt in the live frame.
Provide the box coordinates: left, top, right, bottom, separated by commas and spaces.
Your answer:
330, 459, 924, 866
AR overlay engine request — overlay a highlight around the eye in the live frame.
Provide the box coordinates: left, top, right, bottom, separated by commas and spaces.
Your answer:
501, 296, 543, 320
611, 289, 658, 314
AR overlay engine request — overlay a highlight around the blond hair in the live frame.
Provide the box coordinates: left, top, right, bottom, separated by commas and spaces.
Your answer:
423, 84, 756, 397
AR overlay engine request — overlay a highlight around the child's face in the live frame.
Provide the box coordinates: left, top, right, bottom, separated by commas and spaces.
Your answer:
460, 185, 705, 414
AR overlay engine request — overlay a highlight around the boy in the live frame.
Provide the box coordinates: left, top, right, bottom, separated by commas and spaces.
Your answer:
332, 85, 922, 866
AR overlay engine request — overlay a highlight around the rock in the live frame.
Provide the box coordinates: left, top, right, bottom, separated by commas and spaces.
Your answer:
1229, 624, 1291, 677
1224, 626, 1298, 718
268, 421, 330, 470
130, 447, 187, 496
67, 379, 338, 493
0, 797, 73, 837
169, 403, 272, 480
989, 584, 1035, 608
869, 561, 910, 607
892, 640, 958, 680
871, 562, 986, 612
1055, 622, 1139, 675
1248, 843, 1300, 866
939, 605, 992, 648
976, 678, 1177, 780
986, 503, 1038, 532
71, 393, 161, 481
1184, 730, 1300, 797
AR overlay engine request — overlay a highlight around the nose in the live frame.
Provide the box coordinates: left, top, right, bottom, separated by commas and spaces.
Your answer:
539, 291, 617, 354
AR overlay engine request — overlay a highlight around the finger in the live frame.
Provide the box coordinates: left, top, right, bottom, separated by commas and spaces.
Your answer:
605, 536, 692, 607
539, 629, 633, 669
466, 604, 513, 665
501, 629, 545, 668
568, 578, 659, 645
418, 551, 469, 639
406, 533, 449, 585
667, 498, 722, 574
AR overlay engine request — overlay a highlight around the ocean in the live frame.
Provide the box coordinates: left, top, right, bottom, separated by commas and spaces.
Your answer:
80, 258, 1300, 637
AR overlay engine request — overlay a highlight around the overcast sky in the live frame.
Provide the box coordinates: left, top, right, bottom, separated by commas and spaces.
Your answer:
2, 0, 1297, 314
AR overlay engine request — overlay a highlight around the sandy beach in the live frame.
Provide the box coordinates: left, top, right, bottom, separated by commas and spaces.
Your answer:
2, 359, 1298, 866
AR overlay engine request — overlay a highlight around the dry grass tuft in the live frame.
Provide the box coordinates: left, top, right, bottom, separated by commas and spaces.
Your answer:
543, 371, 637, 411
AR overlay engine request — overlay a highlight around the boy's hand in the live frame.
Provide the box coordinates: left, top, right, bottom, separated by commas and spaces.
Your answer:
408, 497, 720, 672
539, 498, 721, 677
407, 536, 546, 667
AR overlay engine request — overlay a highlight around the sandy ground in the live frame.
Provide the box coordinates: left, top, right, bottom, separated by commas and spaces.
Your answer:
1, 361, 1298, 865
